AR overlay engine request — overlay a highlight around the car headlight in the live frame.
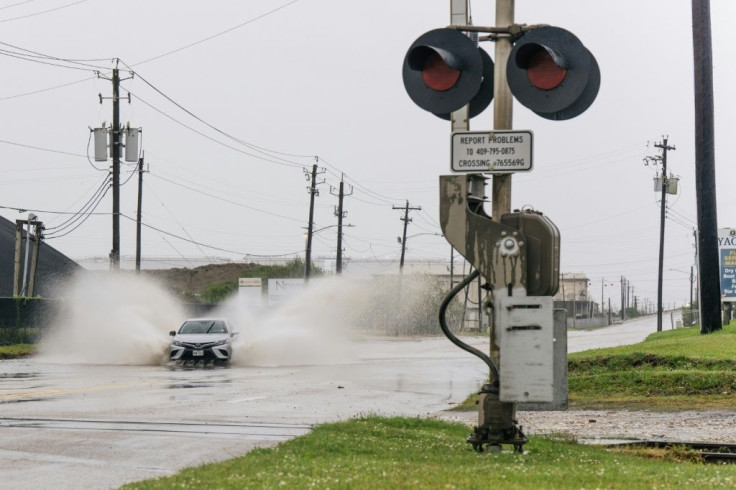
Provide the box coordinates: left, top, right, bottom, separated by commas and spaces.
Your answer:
213, 339, 229, 346
172, 340, 184, 347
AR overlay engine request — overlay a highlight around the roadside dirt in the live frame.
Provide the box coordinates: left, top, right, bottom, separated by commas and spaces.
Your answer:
142, 263, 256, 295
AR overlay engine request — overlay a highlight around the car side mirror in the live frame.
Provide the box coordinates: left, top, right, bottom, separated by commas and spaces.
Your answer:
231, 331, 239, 337
169, 330, 176, 337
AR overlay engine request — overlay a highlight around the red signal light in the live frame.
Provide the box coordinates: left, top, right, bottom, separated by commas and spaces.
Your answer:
421, 52, 461, 91
526, 49, 566, 90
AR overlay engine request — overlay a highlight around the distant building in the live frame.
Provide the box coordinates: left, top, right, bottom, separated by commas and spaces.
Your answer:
554, 272, 600, 320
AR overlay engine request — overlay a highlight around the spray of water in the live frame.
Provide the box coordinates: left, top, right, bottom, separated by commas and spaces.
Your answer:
216, 277, 369, 367
38, 272, 186, 365
37, 270, 445, 367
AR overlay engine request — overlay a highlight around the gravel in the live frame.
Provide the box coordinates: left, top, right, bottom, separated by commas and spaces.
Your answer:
439, 410, 736, 444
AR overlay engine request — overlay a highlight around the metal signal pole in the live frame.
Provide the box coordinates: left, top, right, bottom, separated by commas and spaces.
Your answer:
491, 0, 514, 222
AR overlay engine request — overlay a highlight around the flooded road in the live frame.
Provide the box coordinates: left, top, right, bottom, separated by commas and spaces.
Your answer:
568, 312, 679, 353
0, 315, 672, 489
0, 337, 488, 489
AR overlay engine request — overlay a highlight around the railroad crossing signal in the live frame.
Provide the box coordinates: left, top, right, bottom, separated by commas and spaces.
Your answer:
402, 25, 599, 121
507, 26, 600, 120
402, 28, 493, 119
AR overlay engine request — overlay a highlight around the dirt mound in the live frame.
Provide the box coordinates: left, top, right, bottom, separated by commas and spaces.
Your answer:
143, 263, 256, 296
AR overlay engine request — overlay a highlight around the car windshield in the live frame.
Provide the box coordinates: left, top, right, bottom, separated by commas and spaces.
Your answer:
178, 320, 227, 334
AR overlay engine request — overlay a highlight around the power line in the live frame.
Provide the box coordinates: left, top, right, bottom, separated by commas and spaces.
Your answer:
45, 179, 111, 239
0, 137, 87, 158
0, 41, 111, 69
0, 203, 110, 215
120, 66, 314, 162
0, 0, 87, 24
45, 173, 110, 232
124, 88, 306, 169
0, 75, 93, 101
0, 1, 38, 12
0, 48, 97, 72
148, 172, 304, 223
132, 0, 302, 66
119, 213, 304, 257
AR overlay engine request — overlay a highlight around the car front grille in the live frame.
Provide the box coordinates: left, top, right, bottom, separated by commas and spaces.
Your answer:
180, 342, 216, 349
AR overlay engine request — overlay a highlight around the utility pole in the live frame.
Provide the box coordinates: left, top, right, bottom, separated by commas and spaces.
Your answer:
304, 161, 325, 282
645, 137, 676, 332
96, 60, 133, 271
135, 153, 145, 273
330, 175, 353, 275
692, 0, 722, 334
111, 65, 121, 269
393, 200, 422, 272
620, 276, 625, 321
690, 265, 695, 309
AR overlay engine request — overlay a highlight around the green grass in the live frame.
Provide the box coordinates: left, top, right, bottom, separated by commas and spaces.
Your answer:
0, 343, 34, 358
123, 416, 736, 489
568, 321, 736, 409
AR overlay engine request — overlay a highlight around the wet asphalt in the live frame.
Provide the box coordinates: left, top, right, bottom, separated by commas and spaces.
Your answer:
0, 315, 666, 489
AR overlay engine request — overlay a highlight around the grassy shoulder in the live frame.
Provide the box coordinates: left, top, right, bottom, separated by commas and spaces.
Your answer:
453, 320, 736, 411
0, 343, 35, 359
568, 321, 736, 410
123, 416, 736, 489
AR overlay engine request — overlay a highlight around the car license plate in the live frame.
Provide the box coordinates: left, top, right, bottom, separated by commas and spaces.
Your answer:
193, 349, 204, 356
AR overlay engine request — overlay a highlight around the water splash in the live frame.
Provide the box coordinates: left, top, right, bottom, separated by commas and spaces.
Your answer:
215, 277, 367, 367
36, 272, 444, 367
38, 272, 186, 365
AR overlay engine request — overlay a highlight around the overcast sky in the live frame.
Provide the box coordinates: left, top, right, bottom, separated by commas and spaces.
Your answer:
1, 0, 734, 309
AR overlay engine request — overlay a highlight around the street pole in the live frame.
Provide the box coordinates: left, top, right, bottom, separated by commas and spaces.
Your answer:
331, 175, 352, 275
651, 138, 675, 331
135, 153, 144, 273
305, 163, 318, 282
111, 64, 121, 270
21, 218, 32, 295
692, 0, 722, 334
393, 200, 421, 273
690, 265, 694, 309
335, 179, 344, 275
620, 276, 625, 321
